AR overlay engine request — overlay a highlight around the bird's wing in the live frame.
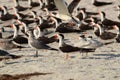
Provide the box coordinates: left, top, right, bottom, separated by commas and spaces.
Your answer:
68, 0, 81, 14
54, 0, 70, 16
54, 0, 71, 21
30, 40, 51, 49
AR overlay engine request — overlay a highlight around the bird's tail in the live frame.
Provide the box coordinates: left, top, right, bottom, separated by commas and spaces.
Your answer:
103, 41, 114, 45
80, 48, 96, 52
16, 45, 26, 48
49, 48, 58, 51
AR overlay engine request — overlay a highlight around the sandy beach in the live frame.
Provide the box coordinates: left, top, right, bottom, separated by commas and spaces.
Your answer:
0, 0, 120, 80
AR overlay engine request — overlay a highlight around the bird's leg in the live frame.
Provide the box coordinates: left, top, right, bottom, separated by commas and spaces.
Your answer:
79, 50, 83, 56
2, 57, 7, 64
65, 53, 69, 60
35, 50, 38, 57
85, 52, 88, 57
19, 47, 22, 51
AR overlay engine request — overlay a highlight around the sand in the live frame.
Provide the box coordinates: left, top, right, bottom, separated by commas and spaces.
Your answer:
0, 0, 120, 80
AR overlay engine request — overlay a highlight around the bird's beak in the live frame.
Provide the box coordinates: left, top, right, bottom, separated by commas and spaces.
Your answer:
10, 24, 14, 28
34, 25, 39, 29
16, 19, 22, 24
112, 25, 118, 30
53, 34, 58, 39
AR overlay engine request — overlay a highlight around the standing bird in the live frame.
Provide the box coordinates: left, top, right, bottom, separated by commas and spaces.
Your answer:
27, 30, 58, 57
54, 34, 95, 59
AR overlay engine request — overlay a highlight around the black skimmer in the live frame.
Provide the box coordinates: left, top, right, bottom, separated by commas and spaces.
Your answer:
10, 24, 28, 45
55, 22, 81, 33
79, 21, 94, 31
33, 25, 57, 44
42, 8, 62, 23
35, 16, 55, 31
77, 8, 99, 16
17, 17, 36, 26
45, 0, 57, 11
54, 34, 95, 59
76, 8, 99, 22
0, 50, 22, 62
48, 16, 81, 33
93, 24, 119, 40
28, 0, 42, 8
0, 38, 25, 50
12, 7, 33, 19
98, 11, 120, 29
12, 0, 30, 11
15, 19, 30, 35
92, 0, 113, 7
0, 6, 18, 21
27, 30, 58, 57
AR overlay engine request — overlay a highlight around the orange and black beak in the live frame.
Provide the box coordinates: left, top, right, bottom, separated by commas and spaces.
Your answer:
53, 34, 58, 39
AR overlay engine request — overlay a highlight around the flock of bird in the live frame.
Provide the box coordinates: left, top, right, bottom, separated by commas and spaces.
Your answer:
0, 0, 120, 60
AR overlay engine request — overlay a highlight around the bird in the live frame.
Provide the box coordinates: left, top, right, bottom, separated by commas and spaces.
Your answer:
79, 21, 94, 31
0, 6, 18, 21
92, 0, 113, 7
98, 11, 120, 28
28, 0, 42, 8
93, 24, 119, 40
48, 16, 81, 33
10, 24, 28, 45
27, 30, 58, 57
74, 33, 113, 49
12, 0, 30, 11
12, 7, 33, 19
53, 34, 95, 59
0, 38, 25, 50
36, 16, 56, 31
0, 50, 22, 62
33, 25, 57, 44
53, 0, 80, 24
44, 0, 57, 11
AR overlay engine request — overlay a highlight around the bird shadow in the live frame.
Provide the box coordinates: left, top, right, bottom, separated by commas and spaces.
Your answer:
0, 72, 53, 80
82, 53, 120, 60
